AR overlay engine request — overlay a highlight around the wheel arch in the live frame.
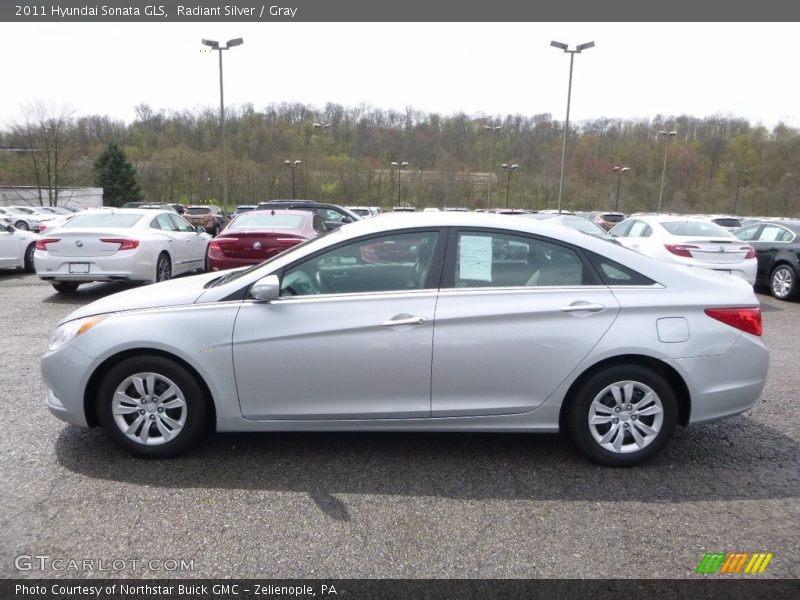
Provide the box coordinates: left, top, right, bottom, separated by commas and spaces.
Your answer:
83, 348, 217, 431
558, 354, 691, 429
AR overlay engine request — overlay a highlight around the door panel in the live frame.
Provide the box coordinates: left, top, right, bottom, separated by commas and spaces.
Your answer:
232, 293, 437, 419
431, 288, 620, 416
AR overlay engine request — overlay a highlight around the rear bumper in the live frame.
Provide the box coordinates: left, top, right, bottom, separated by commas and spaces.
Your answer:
208, 253, 263, 271
34, 250, 153, 283
668, 332, 769, 425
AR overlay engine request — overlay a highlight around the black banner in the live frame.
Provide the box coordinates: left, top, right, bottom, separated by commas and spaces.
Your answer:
3, 579, 800, 600
2, 0, 800, 22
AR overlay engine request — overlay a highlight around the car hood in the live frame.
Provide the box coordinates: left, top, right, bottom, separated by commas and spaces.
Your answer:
60, 271, 224, 324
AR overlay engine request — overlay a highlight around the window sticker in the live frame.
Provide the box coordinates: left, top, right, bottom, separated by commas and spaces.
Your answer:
459, 235, 493, 282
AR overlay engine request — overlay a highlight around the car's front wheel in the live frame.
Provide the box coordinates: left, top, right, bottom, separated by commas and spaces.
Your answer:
15, 220, 28, 231
567, 364, 677, 467
96, 356, 208, 458
771, 264, 797, 301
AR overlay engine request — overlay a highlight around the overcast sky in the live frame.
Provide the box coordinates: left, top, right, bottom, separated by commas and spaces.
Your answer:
1, 22, 797, 129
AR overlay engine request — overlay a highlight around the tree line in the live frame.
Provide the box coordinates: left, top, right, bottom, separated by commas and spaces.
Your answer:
1, 100, 799, 217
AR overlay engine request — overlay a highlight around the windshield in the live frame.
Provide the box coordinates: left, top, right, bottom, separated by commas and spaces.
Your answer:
62, 214, 143, 228
660, 221, 730, 237
205, 229, 341, 288
10, 207, 35, 215
229, 213, 305, 230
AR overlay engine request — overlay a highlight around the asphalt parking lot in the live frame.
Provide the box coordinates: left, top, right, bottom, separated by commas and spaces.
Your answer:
0, 271, 798, 579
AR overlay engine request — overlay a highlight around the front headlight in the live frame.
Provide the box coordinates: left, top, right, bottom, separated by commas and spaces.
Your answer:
47, 315, 107, 352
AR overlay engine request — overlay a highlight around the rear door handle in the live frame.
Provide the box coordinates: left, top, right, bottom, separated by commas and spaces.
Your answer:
560, 302, 605, 314
381, 315, 427, 327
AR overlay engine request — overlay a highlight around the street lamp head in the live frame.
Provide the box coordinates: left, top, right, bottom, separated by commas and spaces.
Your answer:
511, 164, 519, 170
401, 162, 409, 167
294, 160, 302, 166
226, 38, 244, 48
550, 40, 568, 51
284, 160, 291, 166
202, 38, 219, 49
390, 161, 399, 167
576, 41, 596, 52
658, 130, 678, 138
313, 122, 332, 129
501, 163, 508, 169
621, 167, 630, 173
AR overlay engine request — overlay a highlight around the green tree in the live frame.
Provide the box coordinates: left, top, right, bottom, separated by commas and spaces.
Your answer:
94, 142, 142, 206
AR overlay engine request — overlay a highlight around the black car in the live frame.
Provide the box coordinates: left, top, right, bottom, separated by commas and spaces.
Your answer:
735, 220, 800, 300
256, 200, 360, 230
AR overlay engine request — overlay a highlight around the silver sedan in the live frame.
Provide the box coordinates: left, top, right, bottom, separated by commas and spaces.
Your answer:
41, 213, 769, 466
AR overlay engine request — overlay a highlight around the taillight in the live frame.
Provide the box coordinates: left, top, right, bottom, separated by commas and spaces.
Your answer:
100, 238, 139, 250
39, 224, 48, 233
209, 238, 238, 251
275, 237, 303, 246
741, 245, 756, 259
665, 244, 699, 258
705, 307, 762, 336
35, 238, 60, 251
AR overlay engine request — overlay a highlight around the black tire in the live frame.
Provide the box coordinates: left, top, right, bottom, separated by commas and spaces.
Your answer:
52, 281, 80, 293
567, 364, 678, 467
770, 264, 798, 301
156, 252, 172, 282
15, 220, 28, 231
23, 243, 35, 273
96, 355, 208, 458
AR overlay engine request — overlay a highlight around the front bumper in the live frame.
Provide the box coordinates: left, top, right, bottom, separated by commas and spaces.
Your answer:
41, 343, 99, 428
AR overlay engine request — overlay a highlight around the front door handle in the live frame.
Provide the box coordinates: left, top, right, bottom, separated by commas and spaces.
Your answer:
560, 302, 605, 314
381, 315, 427, 327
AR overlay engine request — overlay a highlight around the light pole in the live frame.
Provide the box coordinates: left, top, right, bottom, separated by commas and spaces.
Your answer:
201, 37, 244, 207
612, 166, 630, 211
482, 123, 502, 210
551, 40, 595, 214
390, 161, 409, 207
657, 130, 677, 213
734, 169, 748, 215
284, 160, 302, 199
501, 163, 519, 208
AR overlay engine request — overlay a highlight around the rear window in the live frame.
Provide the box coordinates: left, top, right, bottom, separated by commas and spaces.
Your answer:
660, 221, 729, 237
62, 214, 142, 228
711, 218, 742, 228
229, 213, 305, 230
601, 214, 625, 223
185, 207, 211, 215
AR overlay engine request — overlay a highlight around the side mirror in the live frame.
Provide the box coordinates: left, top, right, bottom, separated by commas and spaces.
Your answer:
5, 225, 15, 233
341, 217, 353, 223
250, 274, 280, 302
195, 226, 206, 234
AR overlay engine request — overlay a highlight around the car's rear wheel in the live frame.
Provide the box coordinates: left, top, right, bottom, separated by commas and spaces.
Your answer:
15, 220, 28, 231
96, 356, 208, 458
51, 281, 80, 293
23, 243, 35, 273
567, 364, 677, 467
771, 265, 797, 301
156, 253, 171, 282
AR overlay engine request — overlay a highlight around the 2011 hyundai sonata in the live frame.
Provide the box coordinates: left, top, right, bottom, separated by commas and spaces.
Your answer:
41, 213, 769, 466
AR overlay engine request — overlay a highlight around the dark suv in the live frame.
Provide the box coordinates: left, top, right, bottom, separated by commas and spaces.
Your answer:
256, 200, 360, 231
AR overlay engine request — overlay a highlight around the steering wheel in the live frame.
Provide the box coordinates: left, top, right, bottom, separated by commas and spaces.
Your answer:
281, 271, 319, 296
314, 271, 331, 294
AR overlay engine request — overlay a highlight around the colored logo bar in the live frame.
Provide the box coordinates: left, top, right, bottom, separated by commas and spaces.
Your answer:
696, 552, 773, 574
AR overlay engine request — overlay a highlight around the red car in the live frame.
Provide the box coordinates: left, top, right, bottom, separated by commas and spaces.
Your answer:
207, 209, 326, 271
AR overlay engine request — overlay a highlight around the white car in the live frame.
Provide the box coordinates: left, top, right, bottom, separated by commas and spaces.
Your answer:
0, 206, 54, 232
610, 215, 757, 284
34, 209, 211, 293
345, 206, 377, 218
0, 224, 39, 272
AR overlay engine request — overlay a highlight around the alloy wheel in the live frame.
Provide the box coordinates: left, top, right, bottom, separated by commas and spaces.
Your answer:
587, 380, 664, 454
111, 372, 187, 446
771, 266, 793, 299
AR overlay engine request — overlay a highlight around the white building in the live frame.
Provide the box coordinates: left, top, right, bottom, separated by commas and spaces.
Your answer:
0, 186, 103, 209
